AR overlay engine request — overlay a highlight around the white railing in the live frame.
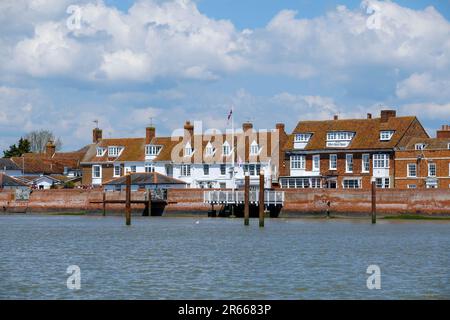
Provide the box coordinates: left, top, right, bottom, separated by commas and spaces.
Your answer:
204, 190, 284, 205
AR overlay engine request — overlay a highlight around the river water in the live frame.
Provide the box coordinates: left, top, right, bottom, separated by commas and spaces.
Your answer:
0, 215, 449, 300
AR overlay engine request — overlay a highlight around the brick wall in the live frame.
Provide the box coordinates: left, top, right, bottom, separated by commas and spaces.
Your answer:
2, 188, 450, 215
395, 149, 450, 189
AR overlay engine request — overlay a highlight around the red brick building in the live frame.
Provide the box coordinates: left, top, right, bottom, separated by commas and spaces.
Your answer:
395, 125, 450, 189
281, 110, 429, 190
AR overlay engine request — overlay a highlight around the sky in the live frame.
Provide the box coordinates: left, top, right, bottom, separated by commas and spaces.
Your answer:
1, 0, 450, 152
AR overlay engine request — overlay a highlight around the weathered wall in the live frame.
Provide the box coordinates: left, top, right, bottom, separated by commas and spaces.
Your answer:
1, 188, 450, 216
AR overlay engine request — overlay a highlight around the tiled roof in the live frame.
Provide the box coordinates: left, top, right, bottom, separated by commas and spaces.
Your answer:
0, 173, 28, 187
81, 138, 146, 163
9, 147, 88, 174
81, 130, 284, 164
0, 158, 21, 170
104, 172, 186, 185
286, 116, 423, 151
401, 137, 450, 150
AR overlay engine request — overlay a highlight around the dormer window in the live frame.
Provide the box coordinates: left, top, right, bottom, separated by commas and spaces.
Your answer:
184, 142, 194, 157
380, 131, 395, 141
326, 131, 355, 148
96, 147, 106, 157
250, 141, 260, 155
205, 142, 215, 156
108, 146, 123, 157
294, 134, 312, 143
222, 141, 231, 156
415, 143, 426, 150
145, 145, 162, 156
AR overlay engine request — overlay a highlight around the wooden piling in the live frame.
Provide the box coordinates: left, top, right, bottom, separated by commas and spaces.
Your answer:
147, 188, 152, 217
259, 172, 264, 228
125, 174, 131, 226
244, 174, 250, 226
102, 191, 106, 216
371, 181, 376, 224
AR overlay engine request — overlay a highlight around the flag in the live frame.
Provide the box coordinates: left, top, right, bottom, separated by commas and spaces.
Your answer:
227, 109, 233, 120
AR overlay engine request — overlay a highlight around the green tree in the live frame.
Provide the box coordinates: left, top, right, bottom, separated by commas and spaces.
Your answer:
3, 138, 31, 158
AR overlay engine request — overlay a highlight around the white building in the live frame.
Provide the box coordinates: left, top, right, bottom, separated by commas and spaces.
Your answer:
81, 121, 288, 189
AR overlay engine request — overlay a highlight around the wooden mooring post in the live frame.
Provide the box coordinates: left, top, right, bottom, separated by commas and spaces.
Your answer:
125, 174, 131, 226
147, 188, 152, 217
244, 173, 250, 226
371, 181, 377, 224
259, 172, 265, 228
102, 191, 106, 216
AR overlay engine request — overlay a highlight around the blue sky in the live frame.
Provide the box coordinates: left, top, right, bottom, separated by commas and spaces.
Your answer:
0, 0, 450, 152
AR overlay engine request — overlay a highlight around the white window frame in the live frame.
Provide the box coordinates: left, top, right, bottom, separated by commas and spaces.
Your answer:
222, 142, 231, 156
184, 142, 194, 157
203, 164, 210, 176
96, 147, 106, 157
243, 164, 261, 176
113, 165, 121, 177
362, 154, 370, 173
312, 155, 320, 172
108, 146, 123, 157
407, 163, 417, 178
342, 178, 361, 189
380, 131, 395, 141
329, 154, 337, 170
291, 155, 305, 170
145, 145, 162, 156
415, 143, 426, 150
145, 163, 155, 173
373, 154, 390, 169
294, 134, 311, 142
220, 164, 227, 176
205, 143, 215, 157
92, 165, 102, 179
428, 163, 436, 177
181, 164, 191, 177
129, 165, 137, 173
345, 154, 353, 173
250, 141, 260, 155
407, 184, 417, 189
376, 177, 390, 189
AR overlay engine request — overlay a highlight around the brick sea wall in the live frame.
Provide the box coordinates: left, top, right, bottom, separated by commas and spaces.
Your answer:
1, 188, 450, 215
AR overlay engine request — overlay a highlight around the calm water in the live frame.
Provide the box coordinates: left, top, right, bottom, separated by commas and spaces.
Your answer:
0, 215, 449, 300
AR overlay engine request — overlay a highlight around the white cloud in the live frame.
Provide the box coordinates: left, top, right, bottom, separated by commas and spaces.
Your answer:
396, 73, 450, 100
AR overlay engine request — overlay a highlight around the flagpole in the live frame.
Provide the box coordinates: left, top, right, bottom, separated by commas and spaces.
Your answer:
231, 104, 235, 194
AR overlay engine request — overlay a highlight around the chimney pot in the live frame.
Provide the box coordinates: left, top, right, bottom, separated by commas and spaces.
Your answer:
93, 128, 103, 143
45, 140, 56, 158
242, 122, 253, 132
380, 110, 397, 122
333, 115, 339, 120
367, 113, 372, 119
146, 126, 156, 144
437, 124, 450, 138
184, 121, 194, 138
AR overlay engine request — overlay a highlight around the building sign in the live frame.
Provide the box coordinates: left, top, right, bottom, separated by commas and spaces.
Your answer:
15, 189, 31, 201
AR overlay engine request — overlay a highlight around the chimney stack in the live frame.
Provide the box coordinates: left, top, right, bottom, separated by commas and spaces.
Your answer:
45, 140, 56, 158
0, 173, 3, 188
367, 113, 372, 119
242, 122, 253, 132
93, 128, 103, 143
380, 110, 396, 123
184, 121, 194, 138
276, 123, 285, 134
333, 115, 339, 120
437, 125, 450, 138
146, 126, 155, 144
